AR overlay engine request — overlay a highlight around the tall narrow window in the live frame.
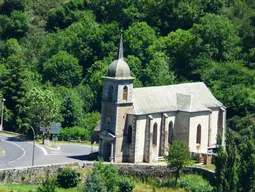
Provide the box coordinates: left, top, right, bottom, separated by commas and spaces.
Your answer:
123, 86, 127, 101
168, 121, 173, 144
128, 125, 132, 144
108, 86, 113, 101
196, 124, 201, 144
153, 123, 158, 145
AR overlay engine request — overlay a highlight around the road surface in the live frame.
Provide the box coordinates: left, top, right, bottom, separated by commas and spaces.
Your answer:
0, 134, 98, 169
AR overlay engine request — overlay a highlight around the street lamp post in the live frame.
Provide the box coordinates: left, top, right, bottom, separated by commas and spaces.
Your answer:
1, 98, 6, 131
25, 124, 36, 166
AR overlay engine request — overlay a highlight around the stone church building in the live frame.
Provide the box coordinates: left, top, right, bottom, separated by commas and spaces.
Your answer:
98, 35, 226, 163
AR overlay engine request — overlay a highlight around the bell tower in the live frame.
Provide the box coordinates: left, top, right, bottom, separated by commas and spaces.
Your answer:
99, 32, 134, 162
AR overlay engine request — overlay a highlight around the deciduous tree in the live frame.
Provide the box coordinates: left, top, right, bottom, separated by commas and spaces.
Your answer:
165, 140, 190, 186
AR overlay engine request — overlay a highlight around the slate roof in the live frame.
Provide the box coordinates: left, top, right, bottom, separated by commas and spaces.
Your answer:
107, 59, 131, 78
128, 82, 224, 115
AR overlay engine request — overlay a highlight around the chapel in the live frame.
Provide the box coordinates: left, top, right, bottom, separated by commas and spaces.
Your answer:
98, 34, 226, 163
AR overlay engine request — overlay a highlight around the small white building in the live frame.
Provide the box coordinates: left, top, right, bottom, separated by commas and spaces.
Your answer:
98, 35, 226, 163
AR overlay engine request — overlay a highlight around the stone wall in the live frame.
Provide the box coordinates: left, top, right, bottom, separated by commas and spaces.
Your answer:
117, 163, 215, 183
0, 162, 214, 185
0, 162, 88, 184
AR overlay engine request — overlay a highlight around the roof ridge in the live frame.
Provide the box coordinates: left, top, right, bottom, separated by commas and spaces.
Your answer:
133, 82, 204, 90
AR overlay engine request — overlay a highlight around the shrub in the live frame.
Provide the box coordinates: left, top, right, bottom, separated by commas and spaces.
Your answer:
179, 174, 213, 192
37, 172, 57, 192
118, 176, 135, 192
58, 126, 89, 141
84, 170, 107, 192
57, 168, 79, 189
84, 160, 120, 192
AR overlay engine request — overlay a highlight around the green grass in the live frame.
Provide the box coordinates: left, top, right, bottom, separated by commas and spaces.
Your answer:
3, 184, 80, 192
4, 182, 183, 192
134, 183, 184, 192
194, 163, 216, 171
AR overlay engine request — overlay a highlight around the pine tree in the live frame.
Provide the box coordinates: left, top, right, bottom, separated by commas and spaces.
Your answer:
2, 54, 28, 132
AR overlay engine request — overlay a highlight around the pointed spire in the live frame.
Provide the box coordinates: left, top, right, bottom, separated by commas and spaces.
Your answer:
117, 30, 124, 59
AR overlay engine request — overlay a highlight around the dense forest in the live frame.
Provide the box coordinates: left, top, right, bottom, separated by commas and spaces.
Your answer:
0, 0, 254, 190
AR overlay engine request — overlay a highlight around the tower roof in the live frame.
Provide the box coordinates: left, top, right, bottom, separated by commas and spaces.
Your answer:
107, 31, 131, 78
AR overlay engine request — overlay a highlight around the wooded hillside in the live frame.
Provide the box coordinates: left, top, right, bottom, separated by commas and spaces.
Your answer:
0, 0, 255, 190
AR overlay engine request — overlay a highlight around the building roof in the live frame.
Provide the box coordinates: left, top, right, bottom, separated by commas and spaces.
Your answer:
107, 59, 131, 77
128, 82, 224, 115
107, 32, 131, 78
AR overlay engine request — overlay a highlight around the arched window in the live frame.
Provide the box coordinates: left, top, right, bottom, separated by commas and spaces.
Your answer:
153, 123, 158, 145
108, 86, 113, 101
168, 121, 173, 144
196, 124, 201, 144
128, 125, 132, 144
123, 86, 128, 101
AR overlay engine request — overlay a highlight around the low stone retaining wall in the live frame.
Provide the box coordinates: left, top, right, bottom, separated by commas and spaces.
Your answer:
117, 163, 215, 183
0, 162, 215, 184
0, 162, 86, 184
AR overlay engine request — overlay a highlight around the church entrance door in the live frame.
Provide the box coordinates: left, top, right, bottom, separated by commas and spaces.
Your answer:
103, 141, 111, 161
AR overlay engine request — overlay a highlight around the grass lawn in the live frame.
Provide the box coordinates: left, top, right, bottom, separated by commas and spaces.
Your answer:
194, 163, 216, 171
2, 183, 184, 192
134, 183, 184, 192
2, 184, 80, 192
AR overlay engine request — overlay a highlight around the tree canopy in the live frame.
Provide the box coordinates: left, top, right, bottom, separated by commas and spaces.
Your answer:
0, 2, 254, 189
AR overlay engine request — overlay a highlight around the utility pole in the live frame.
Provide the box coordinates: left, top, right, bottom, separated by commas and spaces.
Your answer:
25, 124, 36, 166
1, 98, 6, 131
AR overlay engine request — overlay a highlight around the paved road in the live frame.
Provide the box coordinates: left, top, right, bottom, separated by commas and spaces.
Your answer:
0, 134, 98, 169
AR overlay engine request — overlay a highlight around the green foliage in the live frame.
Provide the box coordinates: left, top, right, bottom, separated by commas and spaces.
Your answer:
46, 0, 85, 31
144, 52, 175, 86
215, 116, 255, 192
0, 3, 255, 191
0, 0, 28, 14
165, 140, 190, 186
57, 111, 100, 141
60, 93, 83, 128
58, 126, 89, 141
25, 87, 60, 130
191, 13, 241, 61
73, 85, 94, 113
201, 61, 255, 118
37, 171, 57, 192
78, 112, 101, 137
118, 176, 135, 192
179, 174, 213, 192
125, 22, 157, 63
0, 38, 23, 58
84, 161, 120, 192
57, 168, 79, 189
1, 54, 28, 132
84, 168, 107, 192
0, 10, 29, 39
42, 51, 82, 87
